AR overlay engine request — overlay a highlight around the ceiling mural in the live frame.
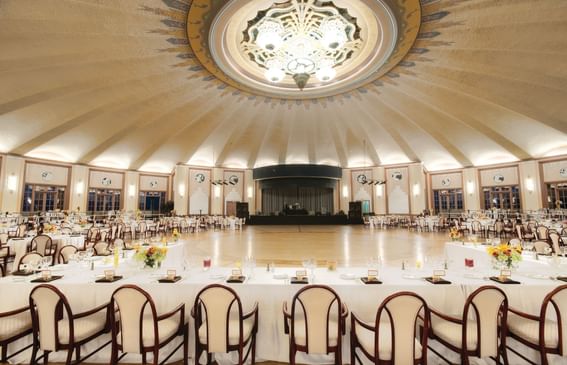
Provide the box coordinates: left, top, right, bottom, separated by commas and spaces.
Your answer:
0, 0, 565, 173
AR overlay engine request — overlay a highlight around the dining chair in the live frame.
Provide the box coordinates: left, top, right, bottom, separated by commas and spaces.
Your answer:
534, 240, 552, 254
351, 291, 429, 365
31, 235, 55, 264
58, 245, 78, 264
29, 284, 111, 365
16, 252, 44, 272
507, 285, 567, 365
0, 233, 13, 276
536, 226, 550, 241
283, 285, 348, 365
0, 306, 33, 362
86, 227, 100, 245
548, 232, 563, 254
110, 285, 188, 365
428, 286, 509, 365
192, 284, 258, 365
93, 242, 111, 256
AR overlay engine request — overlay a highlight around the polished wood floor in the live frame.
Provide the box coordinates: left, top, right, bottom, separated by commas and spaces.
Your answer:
181, 224, 448, 268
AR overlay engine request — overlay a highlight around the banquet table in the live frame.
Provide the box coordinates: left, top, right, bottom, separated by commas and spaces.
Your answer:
2, 253, 567, 364
6, 234, 85, 271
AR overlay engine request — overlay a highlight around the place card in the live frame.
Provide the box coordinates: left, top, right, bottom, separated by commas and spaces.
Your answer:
105, 270, 115, 281
95, 270, 123, 283
425, 270, 451, 284
31, 275, 63, 283
499, 269, 511, 281
291, 270, 309, 284
158, 270, 181, 283
42, 270, 52, 281
490, 276, 521, 284
361, 270, 382, 284
226, 270, 246, 283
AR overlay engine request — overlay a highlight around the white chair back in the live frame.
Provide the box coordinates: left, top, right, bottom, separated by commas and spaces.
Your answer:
292, 286, 341, 354
18, 252, 43, 270
59, 245, 78, 264
194, 285, 242, 353
465, 286, 507, 357
377, 292, 428, 364
534, 240, 551, 254
112, 286, 157, 353
549, 232, 562, 254
30, 285, 69, 351
544, 285, 567, 354
32, 235, 52, 256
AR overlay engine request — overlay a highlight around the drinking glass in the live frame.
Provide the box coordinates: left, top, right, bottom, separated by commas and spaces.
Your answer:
203, 256, 212, 271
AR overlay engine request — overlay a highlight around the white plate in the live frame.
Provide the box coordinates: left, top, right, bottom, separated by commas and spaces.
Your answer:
339, 273, 356, 280
273, 273, 289, 280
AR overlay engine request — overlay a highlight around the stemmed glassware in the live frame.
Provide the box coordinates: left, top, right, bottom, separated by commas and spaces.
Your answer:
302, 258, 316, 282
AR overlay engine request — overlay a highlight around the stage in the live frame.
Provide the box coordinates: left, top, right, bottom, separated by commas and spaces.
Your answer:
248, 215, 348, 225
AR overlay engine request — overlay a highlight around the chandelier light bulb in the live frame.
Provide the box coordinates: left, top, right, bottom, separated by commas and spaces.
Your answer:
316, 66, 336, 82
256, 19, 284, 51
320, 18, 347, 50
265, 67, 285, 82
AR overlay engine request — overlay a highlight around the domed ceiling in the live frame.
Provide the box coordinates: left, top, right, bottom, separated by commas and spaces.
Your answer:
0, 0, 566, 173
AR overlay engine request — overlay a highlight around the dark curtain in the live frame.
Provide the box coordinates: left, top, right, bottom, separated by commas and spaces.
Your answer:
262, 187, 334, 214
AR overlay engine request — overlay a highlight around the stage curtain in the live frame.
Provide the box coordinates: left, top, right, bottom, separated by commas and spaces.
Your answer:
261, 187, 334, 215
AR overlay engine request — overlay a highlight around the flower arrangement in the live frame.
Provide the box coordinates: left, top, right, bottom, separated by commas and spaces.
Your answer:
172, 228, 181, 242
43, 223, 56, 233
449, 227, 461, 241
134, 246, 168, 269
487, 243, 522, 269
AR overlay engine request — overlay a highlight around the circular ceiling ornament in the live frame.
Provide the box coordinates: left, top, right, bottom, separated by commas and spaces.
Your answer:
493, 174, 505, 183
186, 0, 421, 100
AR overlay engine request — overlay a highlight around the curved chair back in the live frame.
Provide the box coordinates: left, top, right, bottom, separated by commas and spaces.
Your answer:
58, 245, 78, 264
17, 252, 44, 270
31, 235, 53, 256
193, 284, 243, 353
375, 292, 428, 363
93, 242, 110, 256
534, 240, 552, 254
113, 238, 125, 249
87, 227, 99, 242
16, 224, 27, 238
29, 284, 72, 351
111, 285, 158, 353
471, 221, 481, 233
537, 226, 549, 240
549, 232, 562, 254
508, 238, 521, 246
541, 285, 567, 355
515, 225, 525, 240
290, 285, 342, 354
463, 286, 508, 357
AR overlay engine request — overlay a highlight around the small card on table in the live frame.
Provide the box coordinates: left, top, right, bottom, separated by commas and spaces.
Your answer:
361, 269, 382, 284
425, 270, 451, 284
490, 270, 520, 284
95, 270, 123, 283
31, 271, 63, 283
159, 269, 181, 283
291, 270, 309, 284
226, 269, 246, 283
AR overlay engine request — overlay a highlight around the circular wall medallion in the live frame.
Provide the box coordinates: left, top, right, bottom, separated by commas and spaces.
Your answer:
357, 174, 367, 184
229, 175, 240, 185
149, 180, 159, 188
195, 173, 206, 183
560, 168, 567, 178
391, 171, 402, 181
41, 171, 53, 182
493, 174, 505, 183
441, 177, 451, 186
101, 177, 112, 186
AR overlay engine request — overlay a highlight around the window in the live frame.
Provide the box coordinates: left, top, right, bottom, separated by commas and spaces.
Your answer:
482, 185, 521, 210
139, 191, 166, 213
546, 183, 567, 209
87, 189, 121, 213
433, 189, 463, 213
22, 185, 66, 212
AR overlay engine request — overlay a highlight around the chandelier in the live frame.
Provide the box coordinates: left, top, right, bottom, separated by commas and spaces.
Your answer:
242, 0, 362, 90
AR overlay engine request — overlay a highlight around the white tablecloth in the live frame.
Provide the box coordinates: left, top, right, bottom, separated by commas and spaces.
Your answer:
7, 234, 85, 271
2, 256, 567, 364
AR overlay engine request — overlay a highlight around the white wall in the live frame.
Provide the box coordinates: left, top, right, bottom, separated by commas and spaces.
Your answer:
373, 167, 386, 214
124, 171, 139, 212
408, 164, 426, 215
1, 156, 25, 212
69, 165, 89, 211
173, 165, 189, 216
211, 168, 223, 215
462, 168, 480, 211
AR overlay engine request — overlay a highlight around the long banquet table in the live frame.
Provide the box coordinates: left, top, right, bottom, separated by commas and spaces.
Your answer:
2, 249, 567, 364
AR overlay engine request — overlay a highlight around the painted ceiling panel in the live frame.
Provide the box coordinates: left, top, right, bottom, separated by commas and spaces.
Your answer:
0, 0, 565, 172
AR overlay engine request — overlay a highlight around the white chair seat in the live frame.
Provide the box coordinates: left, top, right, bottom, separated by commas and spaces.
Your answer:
0, 311, 31, 341
0, 247, 8, 257
355, 322, 422, 360
507, 312, 559, 348
292, 318, 339, 347
430, 316, 478, 351
117, 315, 180, 347
58, 312, 107, 344
198, 317, 254, 346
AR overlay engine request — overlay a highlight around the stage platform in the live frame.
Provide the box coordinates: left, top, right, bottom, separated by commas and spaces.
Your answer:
249, 215, 349, 225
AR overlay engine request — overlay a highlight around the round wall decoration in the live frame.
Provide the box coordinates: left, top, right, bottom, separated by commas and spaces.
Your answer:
391, 171, 403, 181
229, 175, 239, 185
195, 173, 206, 183
41, 171, 53, 182
357, 174, 368, 184
101, 177, 112, 186
560, 168, 567, 178
441, 177, 451, 186
493, 174, 505, 183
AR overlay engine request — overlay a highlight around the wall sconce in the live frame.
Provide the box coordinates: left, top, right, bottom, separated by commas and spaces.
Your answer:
247, 186, 254, 199
526, 177, 535, 193
214, 185, 221, 198
7, 174, 17, 193
342, 185, 349, 198
376, 185, 383, 197
75, 181, 84, 196
466, 181, 475, 195
412, 183, 420, 197
178, 183, 186, 198
128, 184, 136, 198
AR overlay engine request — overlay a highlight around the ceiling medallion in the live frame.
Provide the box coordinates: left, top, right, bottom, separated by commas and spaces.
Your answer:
208, 0, 402, 99
241, 0, 363, 90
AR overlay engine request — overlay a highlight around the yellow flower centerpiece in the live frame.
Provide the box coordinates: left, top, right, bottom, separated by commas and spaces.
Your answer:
487, 243, 522, 269
134, 246, 168, 269
172, 228, 181, 242
449, 227, 461, 241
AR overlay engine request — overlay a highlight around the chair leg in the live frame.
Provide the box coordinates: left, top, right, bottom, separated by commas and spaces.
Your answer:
30, 344, 39, 365
540, 349, 548, 365
65, 348, 74, 365
1, 344, 7, 363
350, 336, 356, 365
76, 345, 81, 362
251, 335, 256, 365
289, 343, 296, 365
152, 349, 159, 365
110, 343, 119, 365
142, 352, 147, 364
43, 350, 49, 365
